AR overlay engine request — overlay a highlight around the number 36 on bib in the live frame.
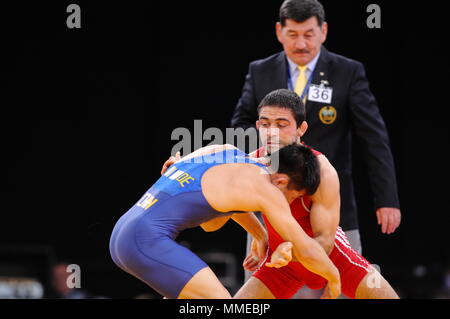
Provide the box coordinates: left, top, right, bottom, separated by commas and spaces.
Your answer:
308, 84, 333, 104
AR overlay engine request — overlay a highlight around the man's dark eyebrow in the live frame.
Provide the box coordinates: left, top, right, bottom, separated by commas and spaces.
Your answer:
259, 116, 290, 122
287, 28, 314, 34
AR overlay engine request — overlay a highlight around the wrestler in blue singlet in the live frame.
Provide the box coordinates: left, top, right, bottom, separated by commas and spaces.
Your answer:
109, 148, 267, 298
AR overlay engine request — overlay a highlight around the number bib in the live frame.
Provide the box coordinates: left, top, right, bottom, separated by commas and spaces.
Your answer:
308, 84, 333, 104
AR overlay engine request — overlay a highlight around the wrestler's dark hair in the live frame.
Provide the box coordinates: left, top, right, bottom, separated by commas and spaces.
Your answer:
280, 0, 326, 27
257, 89, 305, 127
269, 143, 320, 195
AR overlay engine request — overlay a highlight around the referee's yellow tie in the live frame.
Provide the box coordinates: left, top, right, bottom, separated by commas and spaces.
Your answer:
294, 65, 308, 104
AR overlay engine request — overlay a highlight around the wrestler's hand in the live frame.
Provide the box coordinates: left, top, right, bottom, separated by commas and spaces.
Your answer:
265, 242, 292, 268
243, 238, 268, 272
247, 156, 271, 166
160, 151, 181, 175
321, 278, 341, 299
254, 236, 268, 263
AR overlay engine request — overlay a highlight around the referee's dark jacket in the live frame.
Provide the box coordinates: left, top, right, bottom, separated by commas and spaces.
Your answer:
231, 46, 400, 231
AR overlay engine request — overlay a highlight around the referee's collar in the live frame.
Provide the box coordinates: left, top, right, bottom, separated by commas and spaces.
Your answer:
286, 50, 321, 75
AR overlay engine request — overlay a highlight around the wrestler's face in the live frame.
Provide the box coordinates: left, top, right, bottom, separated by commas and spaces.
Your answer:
270, 173, 306, 204
257, 106, 307, 154
276, 17, 327, 66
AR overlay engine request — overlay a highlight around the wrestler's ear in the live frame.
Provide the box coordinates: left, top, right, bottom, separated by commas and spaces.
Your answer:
271, 173, 289, 187
297, 121, 308, 138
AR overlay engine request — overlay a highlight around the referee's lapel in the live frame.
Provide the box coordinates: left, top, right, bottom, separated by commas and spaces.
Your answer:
275, 51, 289, 90
307, 46, 331, 107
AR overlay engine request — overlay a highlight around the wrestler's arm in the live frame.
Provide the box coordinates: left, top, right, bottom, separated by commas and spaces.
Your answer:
230, 213, 267, 242
309, 155, 341, 254
200, 213, 268, 265
253, 178, 340, 289
200, 215, 233, 232
270, 155, 340, 263
161, 144, 239, 175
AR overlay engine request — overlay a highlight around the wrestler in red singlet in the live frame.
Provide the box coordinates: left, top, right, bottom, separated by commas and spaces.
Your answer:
253, 146, 372, 299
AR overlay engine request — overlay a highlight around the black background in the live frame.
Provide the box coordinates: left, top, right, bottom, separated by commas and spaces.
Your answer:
2, 0, 449, 298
